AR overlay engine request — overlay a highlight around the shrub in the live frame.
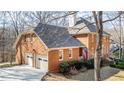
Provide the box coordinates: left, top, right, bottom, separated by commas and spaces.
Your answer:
109, 61, 116, 68
117, 62, 124, 65
59, 60, 84, 74
83, 58, 94, 69
59, 58, 108, 74
83, 58, 106, 69
74, 60, 84, 70
109, 59, 124, 69
115, 65, 124, 69
67, 60, 76, 67
59, 62, 70, 73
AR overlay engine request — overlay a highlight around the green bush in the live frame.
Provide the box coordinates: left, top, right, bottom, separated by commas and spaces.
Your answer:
59, 58, 108, 74
109, 59, 124, 69
109, 61, 116, 68
74, 60, 84, 70
83, 59, 94, 69
117, 62, 124, 65
59, 60, 84, 73
59, 62, 70, 73
115, 65, 124, 69
83, 58, 106, 69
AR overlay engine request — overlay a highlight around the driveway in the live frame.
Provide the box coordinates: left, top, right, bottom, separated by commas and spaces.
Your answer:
0, 65, 46, 81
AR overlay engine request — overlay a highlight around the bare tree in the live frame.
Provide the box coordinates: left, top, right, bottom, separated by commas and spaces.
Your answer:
92, 11, 103, 81
92, 11, 123, 81
7, 11, 27, 37
1, 12, 6, 63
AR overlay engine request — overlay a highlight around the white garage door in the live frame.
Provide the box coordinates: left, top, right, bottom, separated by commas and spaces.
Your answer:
25, 53, 33, 67
36, 55, 48, 72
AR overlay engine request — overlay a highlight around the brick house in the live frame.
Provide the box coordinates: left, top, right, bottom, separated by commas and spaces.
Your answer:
14, 13, 110, 72
14, 23, 85, 72
68, 15, 110, 59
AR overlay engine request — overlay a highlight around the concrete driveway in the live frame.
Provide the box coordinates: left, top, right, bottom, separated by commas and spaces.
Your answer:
0, 65, 46, 81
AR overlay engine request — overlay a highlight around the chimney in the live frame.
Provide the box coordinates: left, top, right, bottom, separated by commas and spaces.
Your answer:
68, 11, 76, 27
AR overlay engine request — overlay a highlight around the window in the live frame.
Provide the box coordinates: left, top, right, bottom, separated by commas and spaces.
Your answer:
38, 58, 42, 61
43, 59, 47, 62
69, 49, 72, 58
59, 50, 63, 61
30, 34, 33, 42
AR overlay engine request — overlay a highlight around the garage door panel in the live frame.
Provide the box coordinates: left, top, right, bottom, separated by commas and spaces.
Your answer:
25, 53, 33, 67
36, 55, 48, 72
36, 58, 41, 69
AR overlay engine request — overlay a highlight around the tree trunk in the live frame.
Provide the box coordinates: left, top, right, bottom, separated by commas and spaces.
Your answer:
119, 16, 122, 59
93, 11, 103, 81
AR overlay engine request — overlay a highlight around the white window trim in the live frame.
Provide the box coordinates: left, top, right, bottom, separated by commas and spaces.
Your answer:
69, 49, 73, 59
59, 50, 64, 61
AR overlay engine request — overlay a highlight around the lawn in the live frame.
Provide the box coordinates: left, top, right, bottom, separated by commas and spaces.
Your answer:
67, 66, 121, 81
42, 66, 122, 81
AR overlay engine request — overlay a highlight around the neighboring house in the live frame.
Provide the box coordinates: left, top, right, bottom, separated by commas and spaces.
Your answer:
68, 14, 110, 59
14, 23, 85, 72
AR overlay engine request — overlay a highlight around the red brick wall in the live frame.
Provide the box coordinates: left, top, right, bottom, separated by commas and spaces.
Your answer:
74, 33, 110, 59
16, 33, 48, 66
48, 48, 80, 72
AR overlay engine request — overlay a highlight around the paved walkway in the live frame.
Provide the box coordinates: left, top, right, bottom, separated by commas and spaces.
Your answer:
0, 65, 45, 81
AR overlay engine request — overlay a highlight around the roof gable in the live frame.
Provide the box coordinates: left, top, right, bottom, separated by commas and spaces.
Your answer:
68, 17, 110, 36
75, 17, 96, 32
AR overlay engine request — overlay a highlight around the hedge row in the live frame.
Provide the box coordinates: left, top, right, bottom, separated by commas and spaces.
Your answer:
59, 60, 84, 73
59, 58, 106, 74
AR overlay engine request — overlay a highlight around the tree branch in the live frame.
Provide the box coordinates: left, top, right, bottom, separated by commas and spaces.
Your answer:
103, 11, 122, 23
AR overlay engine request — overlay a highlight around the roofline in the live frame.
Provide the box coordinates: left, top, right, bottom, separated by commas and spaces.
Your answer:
70, 32, 95, 36
13, 30, 48, 50
71, 31, 110, 36
33, 31, 48, 49
48, 46, 85, 51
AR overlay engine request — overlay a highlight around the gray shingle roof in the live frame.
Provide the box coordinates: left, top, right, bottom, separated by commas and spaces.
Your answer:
75, 17, 96, 32
68, 17, 110, 36
34, 23, 84, 48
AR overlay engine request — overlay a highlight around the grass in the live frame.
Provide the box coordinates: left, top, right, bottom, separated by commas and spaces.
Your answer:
0, 63, 19, 68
